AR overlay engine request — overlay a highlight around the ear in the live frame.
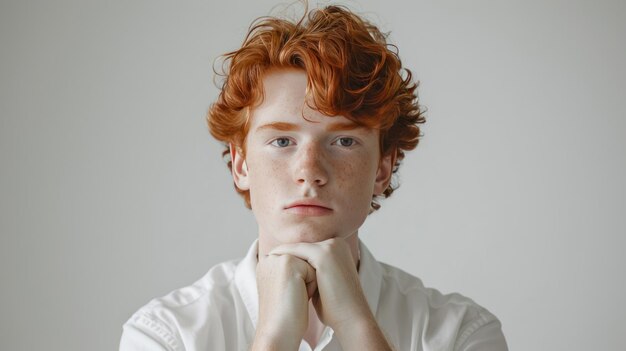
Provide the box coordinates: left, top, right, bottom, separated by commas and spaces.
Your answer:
230, 143, 250, 191
373, 149, 396, 196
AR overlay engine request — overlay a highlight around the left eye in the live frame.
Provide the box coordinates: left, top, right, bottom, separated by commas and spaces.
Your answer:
336, 137, 355, 147
270, 138, 292, 147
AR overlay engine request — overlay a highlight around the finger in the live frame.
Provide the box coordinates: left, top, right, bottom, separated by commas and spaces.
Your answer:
269, 243, 323, 269
290, 255, 317, 299
303, 263, 318, 299
268, 253, 318, 299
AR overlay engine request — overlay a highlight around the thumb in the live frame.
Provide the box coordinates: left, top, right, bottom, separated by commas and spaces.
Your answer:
303, 261, 318, 299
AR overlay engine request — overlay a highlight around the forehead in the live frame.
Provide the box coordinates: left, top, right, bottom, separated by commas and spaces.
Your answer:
256, 68, 308, 114
251, 69, 319, 126
249, 68, 356, 129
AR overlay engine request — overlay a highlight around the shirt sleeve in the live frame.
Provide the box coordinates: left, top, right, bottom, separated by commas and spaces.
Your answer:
119, 313, 183, 351
455, 317, 508, 351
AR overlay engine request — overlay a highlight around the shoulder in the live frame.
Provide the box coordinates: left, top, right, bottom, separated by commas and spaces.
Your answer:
120, 259, 242, 350
377, 262, 506, 350
379, 261, 489, 311
136, 258, 240, 318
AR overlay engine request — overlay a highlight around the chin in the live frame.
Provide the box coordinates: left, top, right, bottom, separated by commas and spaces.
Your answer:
283, 231, 334, 244
279, 224, 338, 244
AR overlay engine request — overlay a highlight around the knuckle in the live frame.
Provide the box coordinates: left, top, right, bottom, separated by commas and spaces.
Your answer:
278, 254, 294, 265
322, 241, 334, 253
275, 255, 299, 274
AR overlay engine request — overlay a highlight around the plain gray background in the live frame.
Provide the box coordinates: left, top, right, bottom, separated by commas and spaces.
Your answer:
1, 0, 624, 350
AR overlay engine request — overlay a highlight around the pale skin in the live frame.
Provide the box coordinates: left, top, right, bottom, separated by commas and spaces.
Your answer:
231, 68, 396, 350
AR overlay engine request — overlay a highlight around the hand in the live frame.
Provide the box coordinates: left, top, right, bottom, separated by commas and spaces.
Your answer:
268, 237, 372, 332
252, 251, 317, 350
257, 237, 393, 351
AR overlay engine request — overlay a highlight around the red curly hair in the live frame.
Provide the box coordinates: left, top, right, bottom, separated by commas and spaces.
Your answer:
207, 4, 425, 211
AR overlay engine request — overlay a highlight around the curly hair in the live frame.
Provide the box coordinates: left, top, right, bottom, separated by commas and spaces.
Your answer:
207, 4, 425, 211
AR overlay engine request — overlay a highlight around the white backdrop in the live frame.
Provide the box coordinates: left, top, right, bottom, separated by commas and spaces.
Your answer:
1, 0, 625, 350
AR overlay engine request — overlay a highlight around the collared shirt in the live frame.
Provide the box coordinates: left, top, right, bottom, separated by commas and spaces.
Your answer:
119, 240, 508, 351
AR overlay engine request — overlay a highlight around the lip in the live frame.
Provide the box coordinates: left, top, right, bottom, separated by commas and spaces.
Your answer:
284, 200, 333, 216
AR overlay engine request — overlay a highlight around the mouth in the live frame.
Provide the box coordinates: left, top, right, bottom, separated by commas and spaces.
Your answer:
284, 200, 333, 216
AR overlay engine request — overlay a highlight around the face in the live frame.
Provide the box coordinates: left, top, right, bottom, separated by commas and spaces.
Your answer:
231, 69, 393, 253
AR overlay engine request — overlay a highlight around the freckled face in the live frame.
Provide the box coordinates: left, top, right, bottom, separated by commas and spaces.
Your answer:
231, 69, 392, 252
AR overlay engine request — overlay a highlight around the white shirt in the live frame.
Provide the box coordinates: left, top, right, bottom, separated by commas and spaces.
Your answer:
119, 240, 508, 351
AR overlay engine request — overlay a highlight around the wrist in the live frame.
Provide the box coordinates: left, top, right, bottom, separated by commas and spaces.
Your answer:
333, 310, 375, 336
252, 326, 301, 351
334, 315, 392, 351
330, 295, 373, 332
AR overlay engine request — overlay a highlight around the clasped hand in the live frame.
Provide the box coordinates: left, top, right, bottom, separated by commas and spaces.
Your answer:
253, 237, 373, 349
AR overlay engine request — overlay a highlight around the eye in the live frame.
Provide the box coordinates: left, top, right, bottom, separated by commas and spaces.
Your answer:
335, 137, 356, 147
270, 137, 292, 148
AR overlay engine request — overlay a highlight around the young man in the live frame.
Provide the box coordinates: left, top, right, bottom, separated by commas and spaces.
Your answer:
120, 5, 508, 351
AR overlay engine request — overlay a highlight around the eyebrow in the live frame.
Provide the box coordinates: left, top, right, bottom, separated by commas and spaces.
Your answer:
255, 121, 365, 132
256, 122, 300, 132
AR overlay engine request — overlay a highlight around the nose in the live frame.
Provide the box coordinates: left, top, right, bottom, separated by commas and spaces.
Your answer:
293, 142, 329, 187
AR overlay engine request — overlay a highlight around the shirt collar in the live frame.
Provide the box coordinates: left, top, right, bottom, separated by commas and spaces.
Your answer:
234, 238, 383, 328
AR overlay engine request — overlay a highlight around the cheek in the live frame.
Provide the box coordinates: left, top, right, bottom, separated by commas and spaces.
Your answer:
345, 154, 377, 183
334, 156, 377, 199
331, 158, 377, 234
248, 155, 288, 204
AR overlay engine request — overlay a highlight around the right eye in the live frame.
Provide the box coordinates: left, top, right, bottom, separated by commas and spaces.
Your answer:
270, 138, 292, 147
